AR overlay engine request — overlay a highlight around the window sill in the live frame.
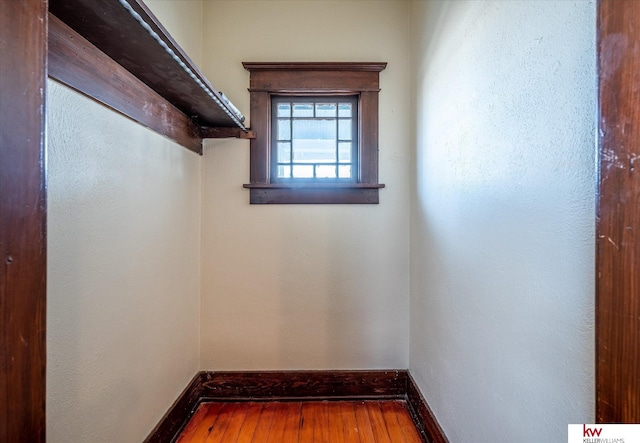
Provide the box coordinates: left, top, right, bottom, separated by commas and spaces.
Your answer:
243, 183, 385, 204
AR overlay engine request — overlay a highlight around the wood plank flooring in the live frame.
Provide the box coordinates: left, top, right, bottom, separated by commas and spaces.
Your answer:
176, 400, 423, 443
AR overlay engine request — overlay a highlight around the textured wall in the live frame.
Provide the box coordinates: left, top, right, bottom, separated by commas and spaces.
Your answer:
199, 0, 411, 370
46, 2, 203, 439
46, 81, 202, 442
409, 1, 596, 441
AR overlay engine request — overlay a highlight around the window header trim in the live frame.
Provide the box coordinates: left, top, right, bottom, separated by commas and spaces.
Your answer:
242, 62, 387, 72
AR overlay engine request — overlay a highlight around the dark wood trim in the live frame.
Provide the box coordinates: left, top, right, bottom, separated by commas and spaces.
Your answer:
247, 71, 382, 93
359, 91, 380, 185
48, 13, 203, 154
247, 188, 380, 204
406, 374, 449, 443
244, 183, 386, 189
146, 370, 448, 443
144, 373, 203, 443
243, 62, 386, 204
49, 0, 245, 129
242, 62, 387, 72
199, 370, 407, 400
200, 127, 256, 139
249, 91, 271, 185
596, 0, 640, 423
0, 0, 48, 441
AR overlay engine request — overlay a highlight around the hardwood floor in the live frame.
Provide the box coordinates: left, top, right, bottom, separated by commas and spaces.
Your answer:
176, 400, 423, 442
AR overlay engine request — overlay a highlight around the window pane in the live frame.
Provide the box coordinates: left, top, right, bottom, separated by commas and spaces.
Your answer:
278, 142, 291, 162
277, 103, 291, 117
293, 119, 335, 140
316, 165, 337, 178
338, 103, 352, 117
315, 103, 336, 117
338, 142, 351, 163
292, 120, 337, 163
270, 97, 359, 184
278, 165, 291, 178
338, 119, 352, 140
292, 165, 313, 178
292, 103, 314, 117
277, 119, 291, 140
292, 140, 336, 163
338, 165, 352, 178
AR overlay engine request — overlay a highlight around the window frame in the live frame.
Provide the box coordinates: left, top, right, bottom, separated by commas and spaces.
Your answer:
242, 62, 386, 204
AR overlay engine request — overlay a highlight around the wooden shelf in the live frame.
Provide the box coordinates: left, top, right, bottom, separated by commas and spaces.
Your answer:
48, 0, 247, 153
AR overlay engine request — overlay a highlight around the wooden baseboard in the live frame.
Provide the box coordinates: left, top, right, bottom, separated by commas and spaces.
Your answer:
143, 373, 203, 443
406, 373, 449, 443
145, 369, 448, 443
199, 369, 407, 400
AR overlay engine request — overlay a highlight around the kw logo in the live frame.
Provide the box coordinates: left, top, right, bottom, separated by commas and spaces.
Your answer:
583, 424, 603, 437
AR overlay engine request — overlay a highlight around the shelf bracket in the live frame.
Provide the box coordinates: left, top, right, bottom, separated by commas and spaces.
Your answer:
201, 127, 256, 139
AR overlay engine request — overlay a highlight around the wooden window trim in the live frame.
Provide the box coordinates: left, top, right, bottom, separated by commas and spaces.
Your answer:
243, 62, 386, 204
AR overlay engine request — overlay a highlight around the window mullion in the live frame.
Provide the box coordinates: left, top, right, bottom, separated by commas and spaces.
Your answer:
313, 101, 316, 179
335, 107, 339, 179
288, 102, 293, 178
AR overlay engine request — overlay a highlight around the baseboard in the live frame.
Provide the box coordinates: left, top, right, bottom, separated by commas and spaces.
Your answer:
143, 373, 203, 443
199, 369, 407, 400
406, 373, 449, 443
145, 369, 448, 443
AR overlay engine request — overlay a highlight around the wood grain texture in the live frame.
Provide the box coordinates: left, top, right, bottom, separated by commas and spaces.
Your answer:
327, 401, 346, 443
243, 63, 386, 93
148, 370, 445, 442
235, 402, 263, 443
199, 370, 407, 400
341, 402, 360, 442
354, 402, 376, 443
48, 13, 202, 154
406, 374, 448, 443
597, 0, 640, 423
249, 91, 271, 185
247, 187, 380, 204
173, 402, 210, 443
299, 402, 316, 442
200, 127, 256, 139
204, 403, 240, 442
186, 403, 226, 443
242, 62, 387, 72
367, 401, 392, 443
49, 0, 244, 128
248, 402, 276, 443
144, 373, 203, 443
359, 91, 380, 186
0, 1, 47, 441
177, 400, 422, 443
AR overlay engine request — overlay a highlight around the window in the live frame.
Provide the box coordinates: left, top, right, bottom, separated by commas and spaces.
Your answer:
272, 96, 357, 181
242, 62, 386, 204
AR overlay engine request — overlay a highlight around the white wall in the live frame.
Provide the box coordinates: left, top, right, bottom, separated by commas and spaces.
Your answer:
46, 2, 203, 441
409, 1, 596, 442
46, 0, 598, 439
144, 0, 204, 67
199, 0, 411, 370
